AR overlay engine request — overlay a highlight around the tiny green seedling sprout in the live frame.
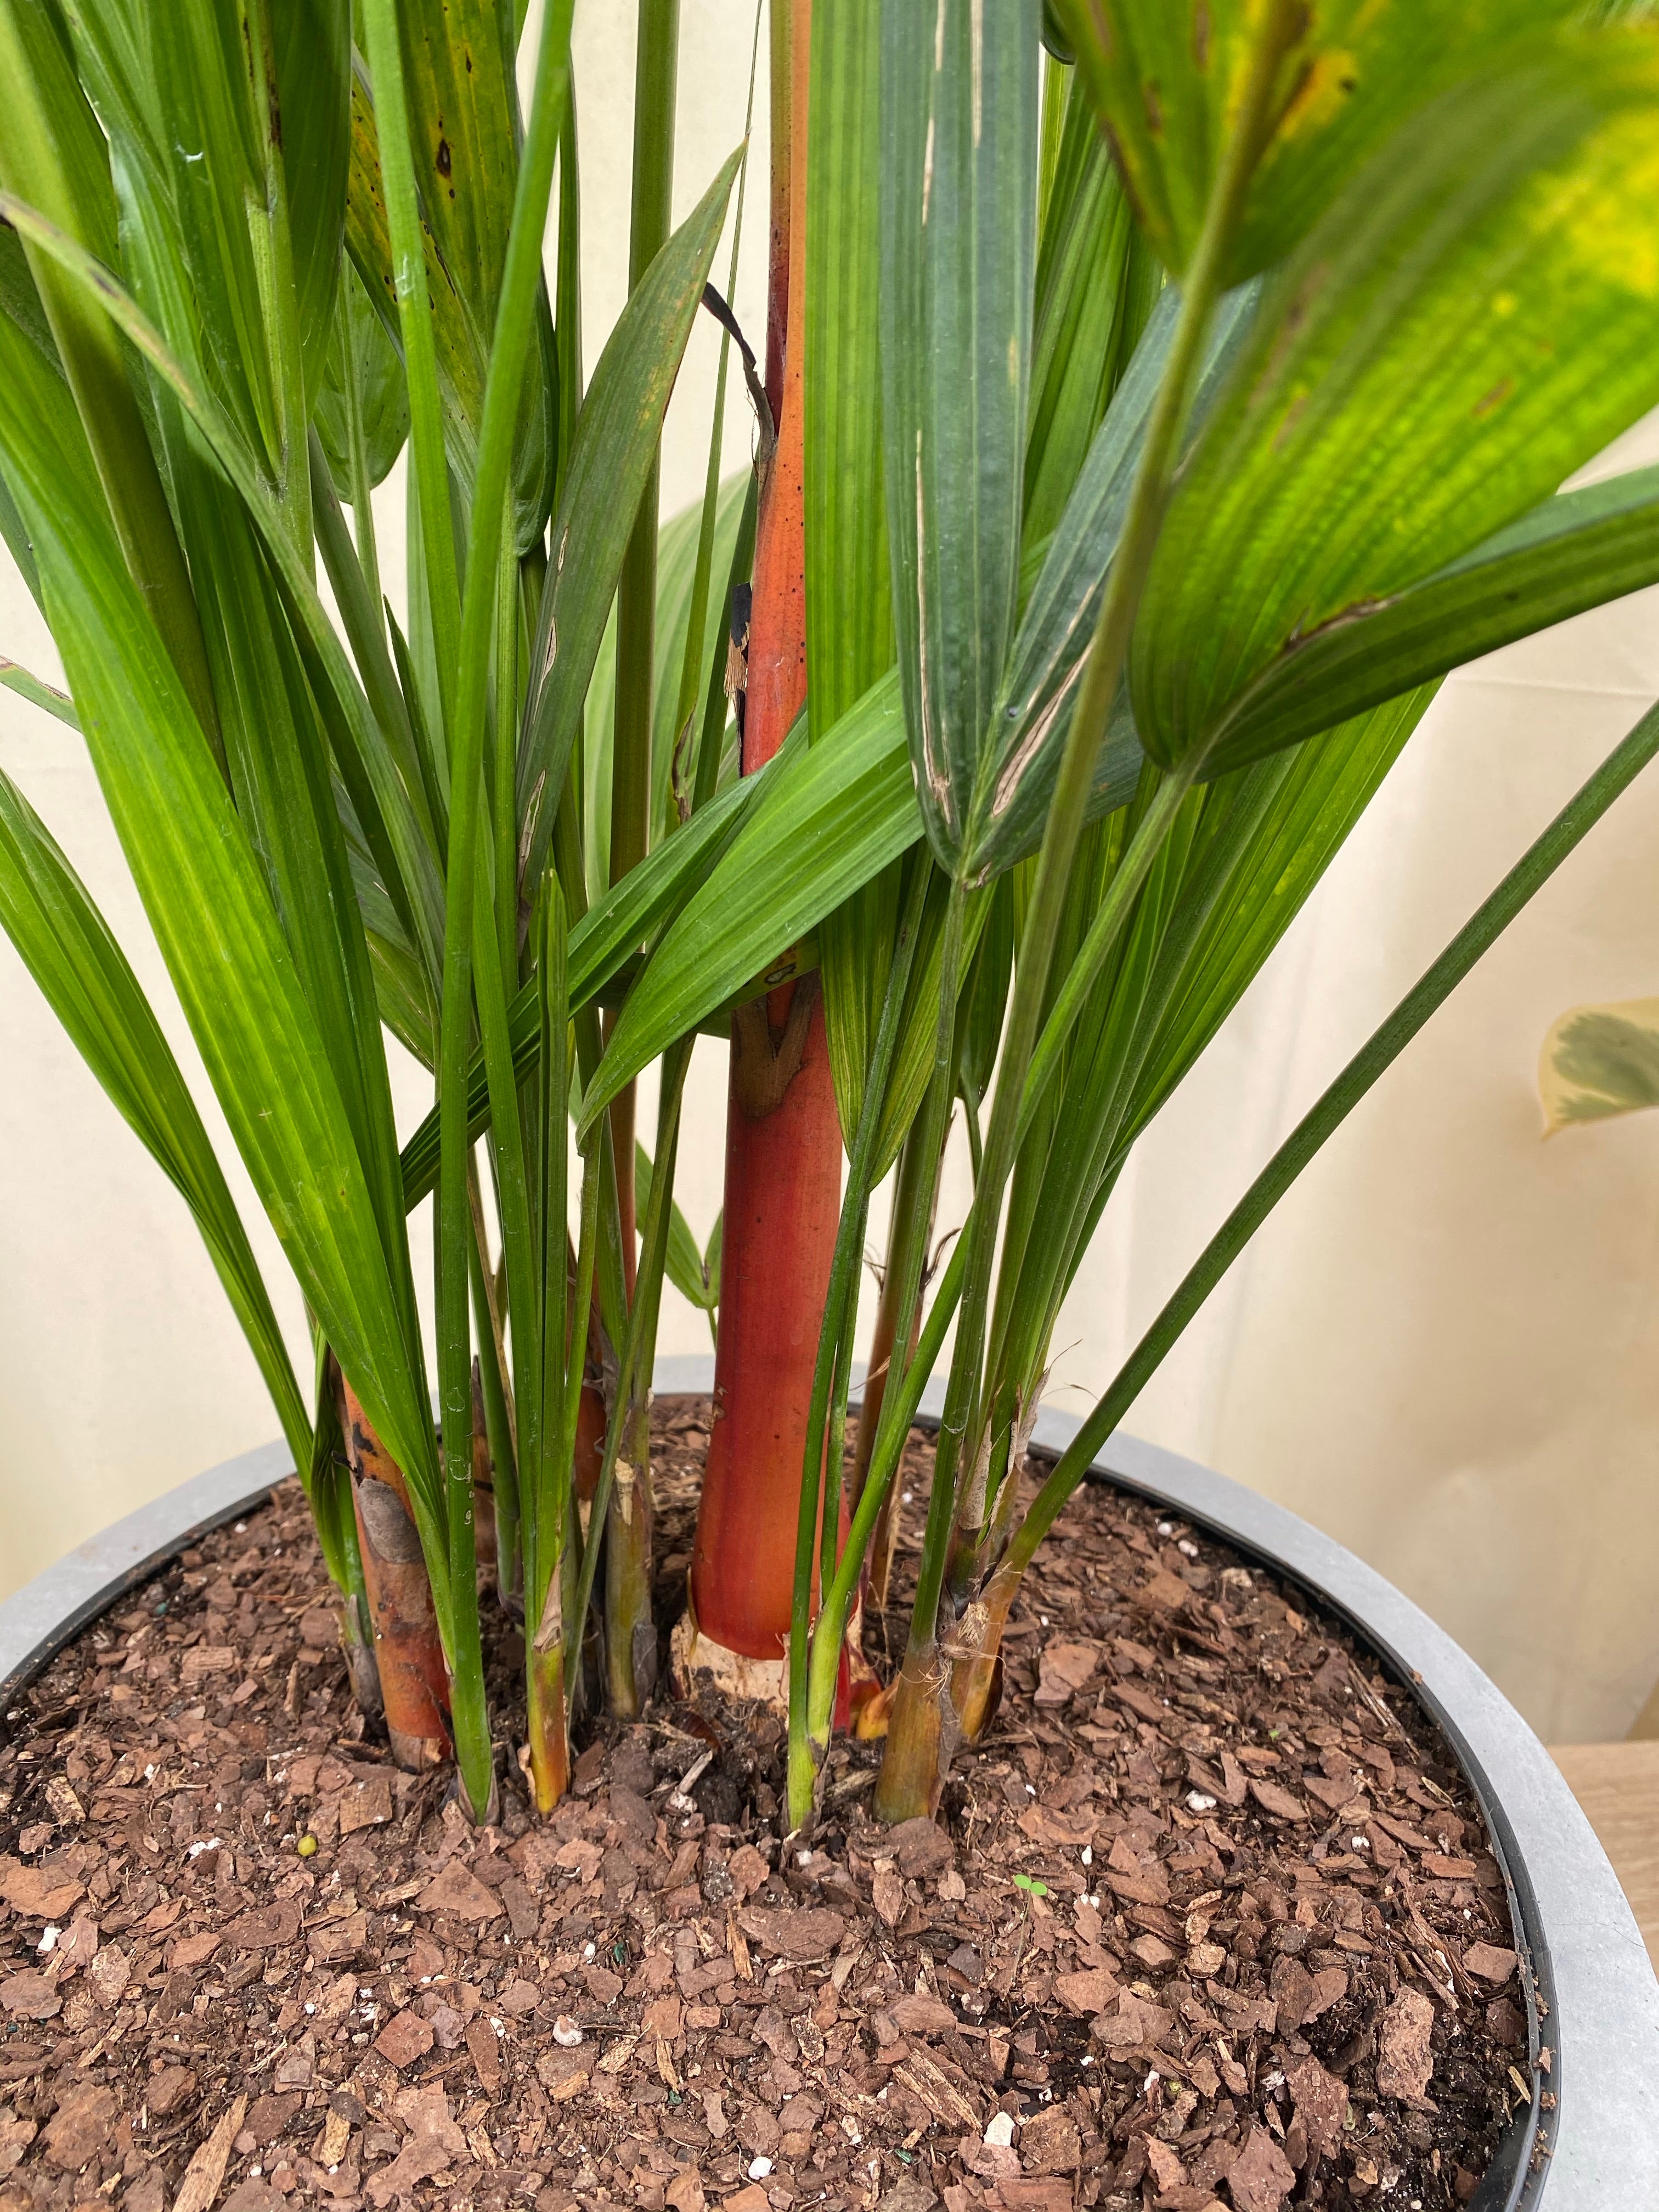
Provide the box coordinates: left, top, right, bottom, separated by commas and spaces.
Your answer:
1013, 1872, 1048, 1901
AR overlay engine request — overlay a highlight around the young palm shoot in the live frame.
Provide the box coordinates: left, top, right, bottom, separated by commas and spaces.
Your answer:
871, 0, 1299, 1823
601, 0, 683, 1719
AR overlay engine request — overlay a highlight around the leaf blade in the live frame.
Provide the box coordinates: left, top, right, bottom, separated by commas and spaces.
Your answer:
880, 0, 1039, 871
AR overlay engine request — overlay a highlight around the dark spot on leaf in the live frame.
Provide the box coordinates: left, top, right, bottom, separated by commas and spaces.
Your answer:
436, 138, 452, 179
1472, 376, 1515, 421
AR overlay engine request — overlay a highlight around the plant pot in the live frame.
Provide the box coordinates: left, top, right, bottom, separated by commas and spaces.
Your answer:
3, 1353, 1654, 2210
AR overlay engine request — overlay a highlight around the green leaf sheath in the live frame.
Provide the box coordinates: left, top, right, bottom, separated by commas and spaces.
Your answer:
0, 761, 311, 1475
879, 0, 1038, 873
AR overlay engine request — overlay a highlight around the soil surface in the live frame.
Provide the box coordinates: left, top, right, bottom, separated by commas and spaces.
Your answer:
0, 1398, 1540, 2212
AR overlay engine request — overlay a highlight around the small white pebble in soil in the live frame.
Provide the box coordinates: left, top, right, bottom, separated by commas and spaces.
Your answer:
1024, 1783, 1036, 1796
1081, 1844, 1093, 1865
798, 1849, 812, 1865
1156, 1521, 1174, 1536
303, 2002, 316, 2015
1177, 1539, 1199, 1559
901, 1492, 912, 1504
1039, 1616, 1048, 1627
552, 2016, 584, 2047
1186, 1791, 1217, 1813
983, 2113, 1016, 2149
748, 2159, 774, 2181
36, 1927, 58, 1954
1142, 2069, 1160, 2095
583, 1943, 596, 1960
1351, 1835, 1370, 1850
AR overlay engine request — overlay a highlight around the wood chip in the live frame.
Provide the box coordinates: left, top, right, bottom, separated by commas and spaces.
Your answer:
1226, 2124, 1296, 2212
172, 2094, 247, 2212
1378, 1987, 1437, 2102
1463, 1941, 1518, 1985
374, 2011, 436, 2068
890, 2049, 979, 2132
1248, 1778, 1308, 1822
465, 2013, 501, 2094
0, 1859, 85, 1920
735, 1905, 848, 1960
415, 1862, 504, 1921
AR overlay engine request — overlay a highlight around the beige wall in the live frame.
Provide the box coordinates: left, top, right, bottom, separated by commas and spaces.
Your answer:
3, 5, 1657, 1748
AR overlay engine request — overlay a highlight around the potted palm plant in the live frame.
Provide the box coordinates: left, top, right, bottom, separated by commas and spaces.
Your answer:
3, 1, 1659, 2205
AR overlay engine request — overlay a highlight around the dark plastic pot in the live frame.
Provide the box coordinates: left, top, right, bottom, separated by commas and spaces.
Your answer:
3, 1353, 1654, 2208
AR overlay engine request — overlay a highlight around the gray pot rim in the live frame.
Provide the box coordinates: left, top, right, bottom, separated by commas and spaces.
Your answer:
2, 1351, 1654, 2209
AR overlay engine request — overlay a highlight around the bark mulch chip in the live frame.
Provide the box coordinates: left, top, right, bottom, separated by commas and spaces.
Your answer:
0, 1398, 1532, 2212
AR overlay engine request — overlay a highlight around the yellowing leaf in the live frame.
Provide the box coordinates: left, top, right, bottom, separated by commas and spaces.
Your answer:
1131, 34, 1659, 774
1053, 0, 1581, 281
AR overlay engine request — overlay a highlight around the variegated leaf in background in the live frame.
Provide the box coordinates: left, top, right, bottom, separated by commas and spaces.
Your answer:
1539, 997, 1659, 1133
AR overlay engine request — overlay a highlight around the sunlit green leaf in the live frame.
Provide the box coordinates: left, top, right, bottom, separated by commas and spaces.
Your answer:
1052, 0, 1581, 281
1132, 35, 1659, 775
0, 303, 440, 1528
